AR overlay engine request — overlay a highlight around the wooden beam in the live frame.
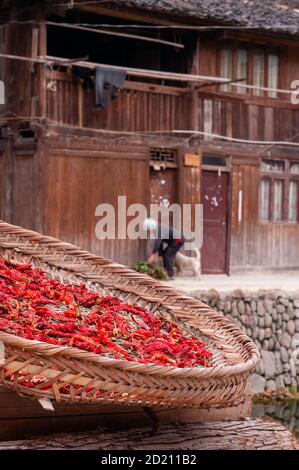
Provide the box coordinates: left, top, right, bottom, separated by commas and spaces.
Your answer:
224, 30, 299, 48
49, 149, 148, 160
73, 4, 188, 27
197, 89, 299, 110
122, 81, 186, 96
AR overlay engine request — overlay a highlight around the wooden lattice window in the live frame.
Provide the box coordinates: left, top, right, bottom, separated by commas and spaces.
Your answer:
150, 148, 177, 168
259, 159, 299, 222
219, 42, 280, 98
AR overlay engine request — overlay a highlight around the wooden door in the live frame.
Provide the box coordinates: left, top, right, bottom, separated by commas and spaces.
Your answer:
201, 170, 229, 274
150, 169, 177, 207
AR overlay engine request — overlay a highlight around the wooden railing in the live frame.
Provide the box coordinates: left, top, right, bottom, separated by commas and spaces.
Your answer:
45, 71, 299, 143
46, 72, 191, 132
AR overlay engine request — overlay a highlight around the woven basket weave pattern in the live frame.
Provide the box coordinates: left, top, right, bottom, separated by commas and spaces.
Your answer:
0, 221, 259, 408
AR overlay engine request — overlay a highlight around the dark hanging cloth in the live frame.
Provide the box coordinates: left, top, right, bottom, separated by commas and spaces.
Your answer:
94, 66, 127, 109
72, 66, 94, 90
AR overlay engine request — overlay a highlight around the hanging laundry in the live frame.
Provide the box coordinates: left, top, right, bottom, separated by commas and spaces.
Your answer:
72, 66, 94, 90
94, 66, 127, 109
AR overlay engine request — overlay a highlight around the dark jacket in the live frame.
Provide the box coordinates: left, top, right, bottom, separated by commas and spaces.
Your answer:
152, 225, 185, 255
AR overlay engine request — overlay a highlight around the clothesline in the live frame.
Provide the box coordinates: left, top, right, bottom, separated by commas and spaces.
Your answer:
171, 130, 299, 147
1, 113, 299, 149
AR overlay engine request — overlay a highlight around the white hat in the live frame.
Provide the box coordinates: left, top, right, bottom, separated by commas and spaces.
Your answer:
142, 218, 157, 231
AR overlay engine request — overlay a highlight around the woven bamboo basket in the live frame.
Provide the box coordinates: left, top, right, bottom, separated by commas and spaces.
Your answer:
0, 221, 259, 409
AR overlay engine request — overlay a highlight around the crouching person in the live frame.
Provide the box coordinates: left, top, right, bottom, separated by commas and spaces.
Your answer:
143, 218, 185, 280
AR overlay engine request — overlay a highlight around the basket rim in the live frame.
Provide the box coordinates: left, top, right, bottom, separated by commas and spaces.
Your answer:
0, 330, 254, 379
0, 220, 260, 380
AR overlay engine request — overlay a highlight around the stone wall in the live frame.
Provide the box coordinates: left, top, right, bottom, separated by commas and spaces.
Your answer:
191, 289, 299, 393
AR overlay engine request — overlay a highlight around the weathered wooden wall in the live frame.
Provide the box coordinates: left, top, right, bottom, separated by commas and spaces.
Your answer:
0, 19, 196, 266
40, 133, 150, 265
2, 23, 42, 117
196, 40, 299, 271
0, 20, 46, 232
197, 39, 299, 141
10, 149, 36, 230
197, 96, 299, 142
230, 161, 299, 271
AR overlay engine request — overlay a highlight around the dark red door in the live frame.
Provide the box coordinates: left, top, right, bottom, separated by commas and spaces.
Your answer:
200, 171, 229, 274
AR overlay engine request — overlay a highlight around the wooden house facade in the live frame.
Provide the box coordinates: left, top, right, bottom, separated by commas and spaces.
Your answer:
0, 0, 299, 273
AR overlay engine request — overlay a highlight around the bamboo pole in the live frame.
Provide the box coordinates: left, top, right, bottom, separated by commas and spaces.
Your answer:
45, 54, 216, 83
42, 55, 299, 95
46, 21, 185, 49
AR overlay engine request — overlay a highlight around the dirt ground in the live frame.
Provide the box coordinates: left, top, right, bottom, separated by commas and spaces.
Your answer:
169, 271, 299, 293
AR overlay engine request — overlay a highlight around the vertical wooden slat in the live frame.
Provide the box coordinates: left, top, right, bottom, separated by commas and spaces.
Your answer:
38, 21, 47, 118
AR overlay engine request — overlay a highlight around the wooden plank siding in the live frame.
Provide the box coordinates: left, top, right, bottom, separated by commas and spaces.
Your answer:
197, 97, 299, 142
121, 90, 289, 145
0, 10, 40, 231
196, 40, 299, 271
10, 152, 36, 230
4, 24, 37, 117
46, 80, 191, 132
230, 164, 299, 271
42, 135, 150, 265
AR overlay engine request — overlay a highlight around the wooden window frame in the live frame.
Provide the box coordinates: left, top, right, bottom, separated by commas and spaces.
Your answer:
202, 154, 231, 172
259, 159, 299, 223
149, 148, 178, 169
288, 163, 299, 223
218, 42, 280, 99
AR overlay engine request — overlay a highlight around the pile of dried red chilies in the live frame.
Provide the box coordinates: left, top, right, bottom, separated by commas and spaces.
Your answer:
0, 258, 212, 369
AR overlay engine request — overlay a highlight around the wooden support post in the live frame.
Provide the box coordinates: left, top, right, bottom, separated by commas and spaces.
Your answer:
38, 20, 47, 118
78, 84, 83, 128
3, 132, 13, 224
190, 35, 200, 134
33, 14, 47, 233
34, 133, 45, 233
188, 35, 202, 208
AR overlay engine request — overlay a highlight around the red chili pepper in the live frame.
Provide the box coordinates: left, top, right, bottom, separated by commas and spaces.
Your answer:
15, 264, 32, 272
0, 258, 212, 392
